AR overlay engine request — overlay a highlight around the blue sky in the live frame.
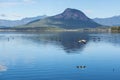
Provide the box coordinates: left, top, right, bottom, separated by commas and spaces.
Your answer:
0, 0, 120, 20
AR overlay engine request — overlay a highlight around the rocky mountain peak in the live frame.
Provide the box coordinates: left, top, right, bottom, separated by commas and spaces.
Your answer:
53, 8, 90, 21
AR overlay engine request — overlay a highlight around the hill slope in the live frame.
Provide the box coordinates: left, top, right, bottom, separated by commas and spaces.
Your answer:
93, 15, 120, 26
0, 15, 46, 27
20, 8, 101, 29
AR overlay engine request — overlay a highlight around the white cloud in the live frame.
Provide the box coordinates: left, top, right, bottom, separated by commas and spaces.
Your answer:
23, 0, 36, 3
0, 2, 19, 7
0, 13, 23, 20
84, 10, 93, 14
0, 0, 36, 7
12, 14, 22, 17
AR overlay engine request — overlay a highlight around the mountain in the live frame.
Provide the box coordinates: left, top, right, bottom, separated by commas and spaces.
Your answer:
20, 8, 101, 29
0, 15, 47, 27
93, 15, 120, 26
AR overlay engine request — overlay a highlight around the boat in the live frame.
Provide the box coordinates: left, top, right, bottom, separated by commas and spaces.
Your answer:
78, 40, 87, 44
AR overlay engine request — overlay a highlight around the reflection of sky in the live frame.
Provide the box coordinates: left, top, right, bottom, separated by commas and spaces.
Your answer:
0, 32, 120, 80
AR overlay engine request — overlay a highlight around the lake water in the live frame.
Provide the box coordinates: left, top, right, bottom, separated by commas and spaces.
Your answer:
0, 32, 120, 80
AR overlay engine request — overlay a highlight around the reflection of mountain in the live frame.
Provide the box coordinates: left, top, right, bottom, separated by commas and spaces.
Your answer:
21, 32, 90, 53
52, 32, 90, 53
19, 32, 120, 53
1, 32, 120, 53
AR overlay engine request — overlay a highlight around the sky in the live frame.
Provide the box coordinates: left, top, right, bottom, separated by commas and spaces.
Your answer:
0, 0, 120, 20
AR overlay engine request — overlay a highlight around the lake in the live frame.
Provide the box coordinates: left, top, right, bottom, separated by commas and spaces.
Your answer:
0, 32, 120, 80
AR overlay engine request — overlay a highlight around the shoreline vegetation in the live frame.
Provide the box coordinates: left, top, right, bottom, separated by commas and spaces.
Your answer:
0, 27, 112, 33
0, 26, 120, 33
111, 26, 120, 32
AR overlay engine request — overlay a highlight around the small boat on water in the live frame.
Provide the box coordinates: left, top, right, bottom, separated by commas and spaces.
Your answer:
78, 40, 87, 44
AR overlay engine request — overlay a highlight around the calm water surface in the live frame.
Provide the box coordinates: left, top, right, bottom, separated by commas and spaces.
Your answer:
0, 32, 120, 80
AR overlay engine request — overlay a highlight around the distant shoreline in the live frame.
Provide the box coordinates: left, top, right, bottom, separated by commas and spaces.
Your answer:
0, 27, 112, 33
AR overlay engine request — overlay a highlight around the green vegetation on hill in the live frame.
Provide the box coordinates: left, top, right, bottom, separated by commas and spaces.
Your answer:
18, 17, 101, 29
111, 26, 120, 32
17, 18, 62, 28
17, 8, 101, 29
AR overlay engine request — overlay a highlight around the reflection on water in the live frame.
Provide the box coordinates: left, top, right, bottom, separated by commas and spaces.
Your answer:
0, 32, 120, 80
21, 32, 90, 53
0, 65, 7, 72
16, 32, 120, 53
